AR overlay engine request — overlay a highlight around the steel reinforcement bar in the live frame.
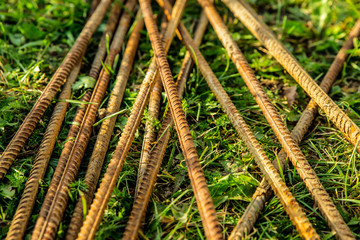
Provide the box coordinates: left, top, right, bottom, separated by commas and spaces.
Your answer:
65, 10, 144, 240
230, 18, 360, 240
5, 59, 83, 240
88, 3, 123, 80
0, 0, 112, 179
135, 12, 169, 197
195, 0, 355, 238
222, 0, 360, 154
30, 1, 137, 239
31, 91, 92, 239
76, 0, 192, 239
123, 10, 209, 240
158, 0, 319, 238
136, 0, 224, 238
136, 73, 163, 194
5, 4, 122, 239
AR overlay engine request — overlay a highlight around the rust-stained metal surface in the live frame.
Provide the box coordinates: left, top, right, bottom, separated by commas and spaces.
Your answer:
5, 60, 83, 240
76, 0, 189, 239
65, 10, 143, 240
137, 0, 223, 239
230, 18, 360, 240
136, 12, 169, 197
5, 4, 121, 239
0, 0, 112, 179
137, 76, 162, 192
158, 0, 320, 239
197, 0, 355, 239
30, 91, 92, 240
88, 3, 123, 80
123, 10, 209, 240
4, 0, 359, 239
222, 0, 360, 155
30, 1, 137, 239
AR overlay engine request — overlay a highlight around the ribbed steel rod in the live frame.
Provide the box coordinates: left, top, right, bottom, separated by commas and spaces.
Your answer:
76, 0, 190, 239
29, 5, 122, 236
135, 12, 170, 196
196, 0, 355, 238
30, 1, 137, 239
0, 0, 112, 179
5, 4, 121, 239
65, 10, 143, 240
222, 0, 360, 154
230, 18, 360, 240
30, 90, 92, 239
137, 74, 163, 194
5, 59, 83, 240
137, 0, 224, 238
88, 3, 123, 80
123, 10, 209, 240
158, 0, 319, 239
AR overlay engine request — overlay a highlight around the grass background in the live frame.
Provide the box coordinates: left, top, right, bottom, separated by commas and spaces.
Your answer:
0, 0, 360, 239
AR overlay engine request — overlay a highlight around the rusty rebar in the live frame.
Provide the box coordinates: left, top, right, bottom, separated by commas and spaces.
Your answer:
196, 0, 354, 238
135, 12, 169, 196
158, 0, 319, 239
29, 91, 92, 238
5, 4, 121, 239
138, 0, 224, 238
222, 0, 360, 154
30, 90, 92, 240
76, 0, 207, 239
65, 10, 143, 240
137, 75, 163, 194
30, 1, 137, 239
89, 3, 123, 80
0, 0, 112, 179
5, 59, 83, 240
123, 10, 209, 240
230, 18, 360, 240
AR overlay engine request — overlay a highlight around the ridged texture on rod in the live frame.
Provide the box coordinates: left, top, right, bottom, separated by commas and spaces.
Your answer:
138, 0, 223, 238
222, 0, 360, 154
158, 0, 319, 239
123, 10, 209, 240
230, 18, 360, 240
5, 60, 83, 240
89, 3, 123, 80
5, 4, 121, 239
65, 11, 143, 240
30, 1, 137, 239
76, 0, 188, 239
197, 0, 354, 238
0, 0, 112, 179
137, 76, 162, 192
31, 6, 123, 236
135, 11, 170, 196
30, 91, 92, 240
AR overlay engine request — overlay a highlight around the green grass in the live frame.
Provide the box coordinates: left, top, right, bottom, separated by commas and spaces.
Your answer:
1, 0, 360, 239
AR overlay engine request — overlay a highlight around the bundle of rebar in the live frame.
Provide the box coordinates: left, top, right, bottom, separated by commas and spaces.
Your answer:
2, 0, 360, 239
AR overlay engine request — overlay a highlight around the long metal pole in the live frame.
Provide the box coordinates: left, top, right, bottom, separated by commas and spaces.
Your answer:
65, 10, 144, 240
222, 0, 360, 155
0, 0, 112, 179
123, 10, 209, 240
195, 0, 355, 238
157, 0, 319, 239
230, 18, 360, 240
76, 0, 201, 239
